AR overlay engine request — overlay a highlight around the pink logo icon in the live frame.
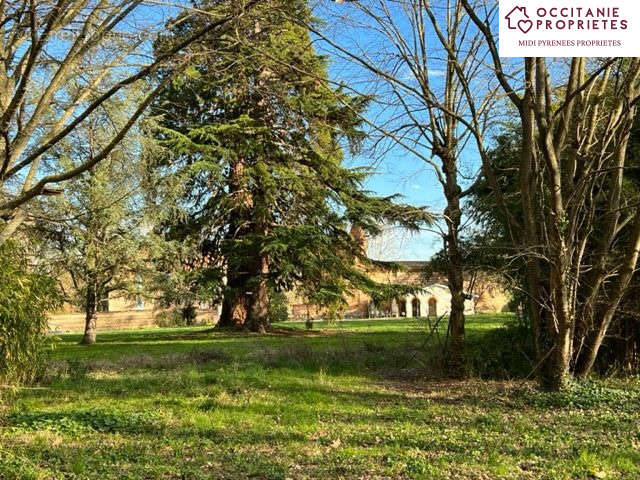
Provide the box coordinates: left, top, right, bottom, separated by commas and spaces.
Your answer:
505, 6, 532, 34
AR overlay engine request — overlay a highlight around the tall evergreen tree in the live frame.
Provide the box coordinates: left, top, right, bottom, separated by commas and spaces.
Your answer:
151, 0, 432, 332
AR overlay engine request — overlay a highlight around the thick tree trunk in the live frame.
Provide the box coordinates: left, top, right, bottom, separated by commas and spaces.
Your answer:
218, 158, 252, 330
245, 193, 270, 332
81, 281, 98, 345
219, 274, 250, 329
447, 265, 466, 377
538, 307, 572, 391
519, 72, 545, 365
538, 261, 574, 390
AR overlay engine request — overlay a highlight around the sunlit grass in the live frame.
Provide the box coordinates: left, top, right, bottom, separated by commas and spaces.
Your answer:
1, 314, 638, 479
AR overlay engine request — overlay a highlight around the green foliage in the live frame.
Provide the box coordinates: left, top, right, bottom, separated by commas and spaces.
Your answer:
0, 454, 43, 480
153, 306, 215, 328
33, 94, 155, 336
154, 309, 192, 328
465, 321, 534, 379
145, 237, 224, 317
522, 380, 640, 410
8, 409, 162, 435
0, 242, 60, 384
268, 289, 289, 323
324, 303, 344, 325
471, 114, 640, 379
150, 1, 432, 329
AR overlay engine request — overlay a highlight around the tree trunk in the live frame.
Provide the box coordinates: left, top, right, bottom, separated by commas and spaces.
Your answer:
219, 274, 250, 329
537, 251, 574, 390
519, 62, 544, 361
218, 158, 252, 329
0, 211, 25, 245
447, 266, 466, 378
538, 307, 572, 391
81, 280, 98, 345
574, 212, 640, 378
443, 156, 465, 378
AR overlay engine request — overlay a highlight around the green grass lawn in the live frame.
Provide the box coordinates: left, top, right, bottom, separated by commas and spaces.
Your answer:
1, 314, 639, 479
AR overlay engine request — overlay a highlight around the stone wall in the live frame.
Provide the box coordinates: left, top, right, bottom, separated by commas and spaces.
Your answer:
48, 310, 218, 333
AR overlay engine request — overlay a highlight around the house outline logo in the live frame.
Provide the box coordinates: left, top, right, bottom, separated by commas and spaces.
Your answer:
504, 6, 533, 34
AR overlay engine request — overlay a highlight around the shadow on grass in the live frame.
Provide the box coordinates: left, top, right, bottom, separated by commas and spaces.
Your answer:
40, 319, 539, 398
40, 316, 541, 406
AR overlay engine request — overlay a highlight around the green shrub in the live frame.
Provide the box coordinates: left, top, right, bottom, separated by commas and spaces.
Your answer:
181, 304, 198, 325
154, 309, 188, 327
0, 241, 60, 384
324, 303, 344, 325
464, 320, 534, 379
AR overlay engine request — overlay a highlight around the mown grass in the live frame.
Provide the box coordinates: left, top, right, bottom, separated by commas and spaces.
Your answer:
1, 314, 639, 479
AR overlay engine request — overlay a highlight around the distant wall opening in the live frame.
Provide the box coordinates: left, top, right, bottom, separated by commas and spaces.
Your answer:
411, 297, 421, 318
398, 298, 406, 317
428, 297, 437, 317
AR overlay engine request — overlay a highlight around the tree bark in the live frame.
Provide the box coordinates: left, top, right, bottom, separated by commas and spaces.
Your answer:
218, 158, 252, 329
574, 212, 640, 378
245, 187, 270, 333
219, 271, 250, 329
81, 279, 98, 345
443, 159, 465, 378
538, 307, 572, 391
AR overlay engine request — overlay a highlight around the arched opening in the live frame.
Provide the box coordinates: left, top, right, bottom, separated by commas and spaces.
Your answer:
411, 297, 421, 318
428, 297, 437, 317
397, 298, 407, 317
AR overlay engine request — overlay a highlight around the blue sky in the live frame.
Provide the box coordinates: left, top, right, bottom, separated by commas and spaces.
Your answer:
313, 1, 487, 261
118, 1, 488, 261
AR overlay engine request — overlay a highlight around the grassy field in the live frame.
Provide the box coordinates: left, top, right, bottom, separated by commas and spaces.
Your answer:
1, 314, 639, 479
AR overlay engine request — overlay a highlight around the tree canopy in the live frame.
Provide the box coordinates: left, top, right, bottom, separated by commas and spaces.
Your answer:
150, 0, 433, 331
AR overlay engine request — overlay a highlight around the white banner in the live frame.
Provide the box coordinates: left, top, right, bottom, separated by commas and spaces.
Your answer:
499, 0, 640, 57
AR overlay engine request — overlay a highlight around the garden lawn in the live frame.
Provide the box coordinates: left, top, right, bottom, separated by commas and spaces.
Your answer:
1, 314, 639, 479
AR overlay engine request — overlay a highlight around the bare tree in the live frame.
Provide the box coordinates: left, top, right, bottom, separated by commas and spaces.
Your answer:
461, 0, 640, 389
0, 0, 262, 243
312, 0, 499, 376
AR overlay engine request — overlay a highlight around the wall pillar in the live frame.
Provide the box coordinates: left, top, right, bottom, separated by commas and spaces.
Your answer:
391, 298, 399, 318
405, 298, 413, 318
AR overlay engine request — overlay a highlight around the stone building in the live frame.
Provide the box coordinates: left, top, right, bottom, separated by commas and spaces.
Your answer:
388, 283, 475, 319
286, 227, 511, 320
49, 226, 511, 331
